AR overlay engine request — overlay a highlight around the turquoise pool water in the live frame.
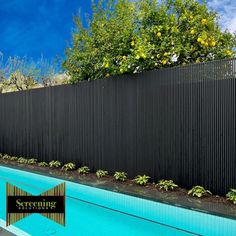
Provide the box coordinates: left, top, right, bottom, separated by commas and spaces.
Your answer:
0, 166, 236, 236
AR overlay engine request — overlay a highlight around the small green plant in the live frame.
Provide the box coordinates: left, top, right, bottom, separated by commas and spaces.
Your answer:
38, 162, 49, 167
2, 154, 11, 160
188, 186, 212, 198
49, 160, 62, 168
134, 175, 150, 186
226, 189, 236, 204
114, 172, 127, 182
10, 156, 18, 161
27, 158, 37, 165
62, 163, 76, 171
96, 170, 108, 178
77, 166, 90, 175
17, 157, 28, 164
157, 179, 178, 191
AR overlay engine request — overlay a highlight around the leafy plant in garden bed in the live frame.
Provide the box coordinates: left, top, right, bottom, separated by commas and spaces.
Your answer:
114, 172, 127, 182
157, 180, 178, 191
2, 154, 11, 160
96, 170, 108, 178
0, 154, 18, 161
134, 175, 150, 186
17, 157, 28, 164
188, 186, 212, 198
62, 163, 76, 171
49, 160, 62, 168
77, 166, 90, 175
27, 159, 37, 165
226, 189, 236, 204
9, 156, 18, 161
38, 162, 49, 167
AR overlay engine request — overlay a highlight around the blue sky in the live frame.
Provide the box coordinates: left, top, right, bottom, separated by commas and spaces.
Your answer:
0, 0, 92, 60
207, 0, 236, 33
0, 0, 235, 61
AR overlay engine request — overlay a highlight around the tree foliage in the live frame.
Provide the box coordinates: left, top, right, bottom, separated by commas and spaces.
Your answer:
63, 0, 236, 83
0, 54, 69, 93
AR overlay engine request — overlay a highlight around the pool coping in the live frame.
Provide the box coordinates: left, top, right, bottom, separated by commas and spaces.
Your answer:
0, 219, 30, 236
1, 162, 236, 222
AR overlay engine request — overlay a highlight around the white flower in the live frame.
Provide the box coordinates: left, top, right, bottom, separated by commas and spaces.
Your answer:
133, 66, 140, 74
171, 54, 178, 62
207, 53, 215, 59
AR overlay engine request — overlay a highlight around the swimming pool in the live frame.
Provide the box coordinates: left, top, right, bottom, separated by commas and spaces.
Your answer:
0, 166, 235, 236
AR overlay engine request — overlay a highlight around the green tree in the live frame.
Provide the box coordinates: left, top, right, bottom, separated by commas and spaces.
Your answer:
0, 54, 69, 93
64, 0, 236, 83
0, 56, 40, 91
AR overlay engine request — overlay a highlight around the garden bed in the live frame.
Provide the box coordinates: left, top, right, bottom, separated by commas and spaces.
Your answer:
0, 158, 236, 221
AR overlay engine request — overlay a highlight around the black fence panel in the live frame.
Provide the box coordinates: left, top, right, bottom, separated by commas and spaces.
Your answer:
0, 58, 235, 195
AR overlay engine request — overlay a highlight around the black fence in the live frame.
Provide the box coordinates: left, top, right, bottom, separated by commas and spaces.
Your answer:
0, 58, 235, 195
